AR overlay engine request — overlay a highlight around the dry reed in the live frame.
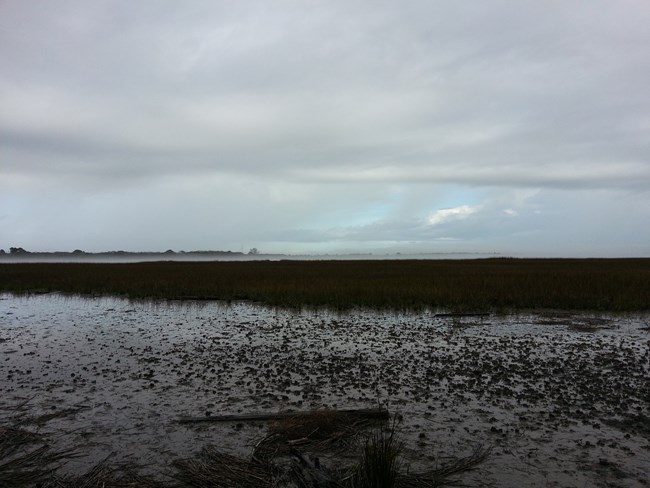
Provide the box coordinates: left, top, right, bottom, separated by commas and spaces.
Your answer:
0, 427, 71, 487
1, 258, 648, 311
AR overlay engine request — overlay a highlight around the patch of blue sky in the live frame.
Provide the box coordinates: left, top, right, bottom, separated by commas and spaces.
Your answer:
432, 185, 486, 212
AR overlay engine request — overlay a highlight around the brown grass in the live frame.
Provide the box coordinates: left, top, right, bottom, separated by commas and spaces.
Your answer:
172, 446, 275, 488
254, 409, 382, 463
1, 258, 649, 311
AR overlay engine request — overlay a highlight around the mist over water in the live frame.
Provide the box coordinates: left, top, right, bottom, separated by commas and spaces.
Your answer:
2, 252, 582, 264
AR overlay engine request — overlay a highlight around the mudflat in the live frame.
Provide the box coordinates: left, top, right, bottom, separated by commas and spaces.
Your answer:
1, 294, 648, 486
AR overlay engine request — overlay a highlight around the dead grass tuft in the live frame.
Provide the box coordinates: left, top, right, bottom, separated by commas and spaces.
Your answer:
0, 426, 72, 487
254, 409, 383, 463
400, 444, 492, 487
43, 462, 167, 488
172, 445, 275, 488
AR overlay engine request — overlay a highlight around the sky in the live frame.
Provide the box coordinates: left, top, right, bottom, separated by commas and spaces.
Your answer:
1, 1, 649, 257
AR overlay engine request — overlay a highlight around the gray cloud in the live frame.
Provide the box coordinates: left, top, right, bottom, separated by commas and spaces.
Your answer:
1, 1, 648, 255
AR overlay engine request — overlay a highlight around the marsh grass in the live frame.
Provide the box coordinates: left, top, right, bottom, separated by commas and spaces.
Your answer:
349, 422, 403, 488
399, 445, 493, 487
273, 409, 378, 449
0, 428, 162, 488
346, 420, 491, 488
42, 462, 166, 488
0, 426, 72, 487
1, 258, 648, 311
16, 407, 89, 427
251, 408, 386, 467
172, 447, 274, 488
0, 413, 490, 488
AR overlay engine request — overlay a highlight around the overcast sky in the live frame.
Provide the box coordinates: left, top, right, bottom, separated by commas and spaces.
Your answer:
1, 1, 649, 256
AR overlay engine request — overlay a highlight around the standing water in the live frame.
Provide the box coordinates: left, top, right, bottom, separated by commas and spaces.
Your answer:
1, 293, 648, 486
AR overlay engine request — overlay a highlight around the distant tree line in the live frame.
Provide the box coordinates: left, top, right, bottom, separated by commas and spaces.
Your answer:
0, 248, 247, 256
2, 247, 30, 255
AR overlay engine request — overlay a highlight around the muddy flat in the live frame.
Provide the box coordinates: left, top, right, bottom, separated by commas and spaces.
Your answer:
1, 294, 648, 487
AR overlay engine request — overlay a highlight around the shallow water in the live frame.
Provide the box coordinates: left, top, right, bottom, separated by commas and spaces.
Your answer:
1, 294, 649, 487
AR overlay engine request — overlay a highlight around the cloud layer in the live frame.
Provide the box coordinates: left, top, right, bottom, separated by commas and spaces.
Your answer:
1, 1, 649, 255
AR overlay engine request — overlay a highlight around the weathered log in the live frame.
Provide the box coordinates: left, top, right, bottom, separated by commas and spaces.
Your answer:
434, 313, 490, 318
178, 407, 389, 424
171, 295, 223, 301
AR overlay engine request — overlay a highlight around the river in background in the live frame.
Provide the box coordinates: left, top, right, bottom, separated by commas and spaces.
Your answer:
1, 293, 649, 487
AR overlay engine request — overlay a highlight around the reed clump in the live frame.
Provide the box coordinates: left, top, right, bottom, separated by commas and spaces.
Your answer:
349, 423, 402, 488
346, 420, 491, 488
1, 258, 648, 311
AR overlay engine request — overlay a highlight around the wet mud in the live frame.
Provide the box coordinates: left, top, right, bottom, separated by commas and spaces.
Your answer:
1, 294, 649, 487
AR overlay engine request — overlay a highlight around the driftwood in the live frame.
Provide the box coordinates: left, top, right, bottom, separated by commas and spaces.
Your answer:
171, 295, 223, 301
178, 408, 389, 425
434, 313, 490, 318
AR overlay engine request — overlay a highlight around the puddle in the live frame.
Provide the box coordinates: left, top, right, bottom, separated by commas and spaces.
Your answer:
1, 294, 649, 487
